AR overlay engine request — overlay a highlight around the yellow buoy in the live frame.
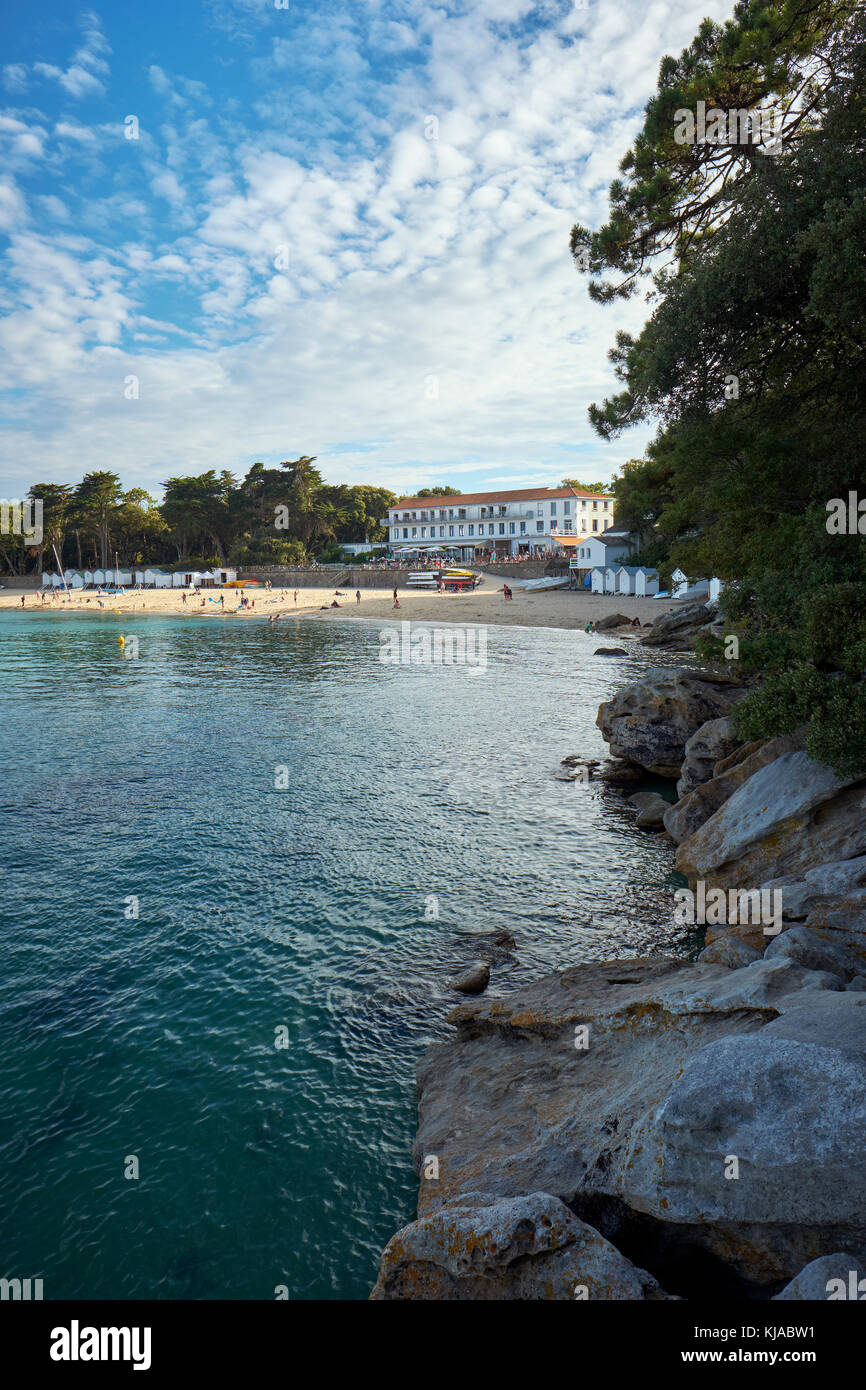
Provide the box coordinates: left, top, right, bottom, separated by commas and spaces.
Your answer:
118, 635, 125, 647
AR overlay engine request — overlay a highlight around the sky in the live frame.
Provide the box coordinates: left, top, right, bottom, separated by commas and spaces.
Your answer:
0, 0, 733, 500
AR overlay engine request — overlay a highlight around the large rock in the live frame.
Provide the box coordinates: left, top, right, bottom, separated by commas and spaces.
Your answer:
765, 917, 866, 983
640, 601, 712, 649
675, 750, 866, 887
597, 669, 744, 778
773, 1253, 866, 1300
628, 791, 670, 828
370, 1191, 672, 1300
379, 955, 866, 1294
616, 1032, 866, 1282
594, 613, 630, 632
663, 734, 802, 844
677, 717, 742, 798
760, 857, 866, 922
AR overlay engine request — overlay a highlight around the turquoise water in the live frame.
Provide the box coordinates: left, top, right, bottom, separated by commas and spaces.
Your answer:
0, 611, 691, 1299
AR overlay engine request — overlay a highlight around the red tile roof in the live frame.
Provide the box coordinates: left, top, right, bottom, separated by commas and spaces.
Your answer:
391, 486, 611, 508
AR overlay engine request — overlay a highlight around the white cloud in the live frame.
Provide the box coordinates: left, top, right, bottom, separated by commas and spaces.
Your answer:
0, 0, 735, 495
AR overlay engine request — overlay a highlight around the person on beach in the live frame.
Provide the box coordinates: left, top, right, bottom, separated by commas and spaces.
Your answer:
182, 592, 187, 605
220, 595, 225, 609
293, 591, 298, 605
355, 589, 361, 604
331, 600, 341, 608
392, 585, 398, 602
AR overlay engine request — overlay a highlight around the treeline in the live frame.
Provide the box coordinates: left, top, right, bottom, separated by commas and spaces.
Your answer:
1, 459, 397, 575
572, 0, 866, 774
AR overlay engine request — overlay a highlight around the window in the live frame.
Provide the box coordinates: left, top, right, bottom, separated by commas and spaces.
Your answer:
421, 527, 426, 537
593, 501, 598, 509
509, 522, 515, 535
466, 524, 473, 536
412, 527, 417, 538
458, 524, 465, 536
551, 502, 557, 515
520, 522, 526, 535
499, 523, 505, 535
458, 509, 466, 519
564, 501, 571, 515
439, 526, 444, 537
448, 525, 454, 537
403, 528, 408, 539
487, 524, 493, 535
537, 505, 543, 516
536, 521, 544, 533
448, 510, 454, 519
592, 520, 598, 531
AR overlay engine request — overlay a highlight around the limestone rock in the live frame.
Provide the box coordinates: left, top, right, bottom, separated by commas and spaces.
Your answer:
774, 1253, 866, 1300
675, 751, 866, 886
663, 734, 803, 844
677, 717, 742, 798
628, 791, 670, 829
370, 1191, 672, 1300
449, 963, 490, 995
614, 1031, 866, 1282
765, 921, 866, 984
697, 935, 763, 968
760, 857, 866, 921
597, 760, 645, 784
387, 955, 866, 1292
594, 647, 629, 656
640, 601, 712, 649
597, 668, 744, 778
594, 613, 631, 632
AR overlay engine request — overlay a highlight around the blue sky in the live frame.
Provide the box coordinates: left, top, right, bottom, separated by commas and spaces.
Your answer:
0, 0, 732, 499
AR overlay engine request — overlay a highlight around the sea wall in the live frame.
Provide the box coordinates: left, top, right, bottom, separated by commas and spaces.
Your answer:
372, 606, 866, 1301
238, 567, 412, 589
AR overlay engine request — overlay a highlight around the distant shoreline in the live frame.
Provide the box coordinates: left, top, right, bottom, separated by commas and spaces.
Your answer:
0, 583, 677, 633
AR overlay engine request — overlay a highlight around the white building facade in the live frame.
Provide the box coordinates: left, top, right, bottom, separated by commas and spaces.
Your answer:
383, 486, 615, 560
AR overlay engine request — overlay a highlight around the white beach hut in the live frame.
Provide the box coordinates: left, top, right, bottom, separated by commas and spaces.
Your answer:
604, 565, 618, 595
590, 567, 605, 594
172, 570, 204, 588
634, 567, 660, 597
198, 567, 237, 587
615, 565, 640, 595
92, 568, 108, 586
671, 568, 710, 600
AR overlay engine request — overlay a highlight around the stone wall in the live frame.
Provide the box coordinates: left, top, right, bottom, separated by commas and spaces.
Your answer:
238, 566, 411, 589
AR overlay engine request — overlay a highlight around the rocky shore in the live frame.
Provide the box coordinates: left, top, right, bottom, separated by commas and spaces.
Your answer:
372, 608, 866, 1300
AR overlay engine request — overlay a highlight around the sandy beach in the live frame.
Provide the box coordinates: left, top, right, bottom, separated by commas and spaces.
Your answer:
0, 581, 677, 631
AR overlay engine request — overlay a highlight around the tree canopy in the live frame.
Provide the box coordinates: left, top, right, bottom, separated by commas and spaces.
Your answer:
6, 460, 397, 575
575, 1, 866, 774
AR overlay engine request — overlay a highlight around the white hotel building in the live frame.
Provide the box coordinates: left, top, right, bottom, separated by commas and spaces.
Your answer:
383, 486, 615, 561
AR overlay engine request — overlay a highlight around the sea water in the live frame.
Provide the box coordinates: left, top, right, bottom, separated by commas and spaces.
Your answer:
0, 611, 693, 1298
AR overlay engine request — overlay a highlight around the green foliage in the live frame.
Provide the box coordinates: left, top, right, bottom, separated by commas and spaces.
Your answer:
21, 461, 397, 575
578, 5, 866, 774
560, 478, 612, 493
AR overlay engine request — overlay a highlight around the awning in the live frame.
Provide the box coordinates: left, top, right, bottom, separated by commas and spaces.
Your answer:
555, 535, 580, 547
